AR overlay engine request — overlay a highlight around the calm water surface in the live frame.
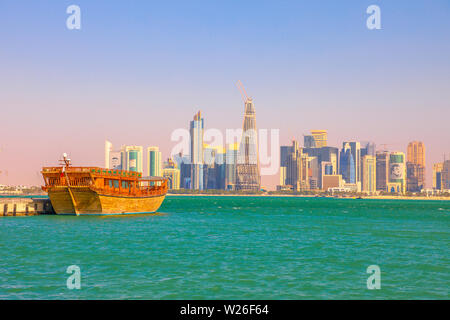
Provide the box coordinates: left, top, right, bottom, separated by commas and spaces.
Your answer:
0, 196, 449, 299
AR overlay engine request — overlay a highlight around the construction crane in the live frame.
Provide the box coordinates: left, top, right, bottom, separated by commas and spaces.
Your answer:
236, 80, 250, 103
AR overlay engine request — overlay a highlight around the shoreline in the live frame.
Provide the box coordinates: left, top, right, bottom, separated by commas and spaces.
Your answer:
1, 194, 448, 201
167, 194, 450, 201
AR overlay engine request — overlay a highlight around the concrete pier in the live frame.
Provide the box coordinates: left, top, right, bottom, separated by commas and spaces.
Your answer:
0, 198, 54, 216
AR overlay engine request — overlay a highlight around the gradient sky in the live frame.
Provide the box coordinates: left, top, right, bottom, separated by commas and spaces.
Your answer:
0, 0, 449, 189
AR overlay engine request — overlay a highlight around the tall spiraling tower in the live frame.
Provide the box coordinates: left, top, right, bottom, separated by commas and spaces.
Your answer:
235, 81, 261, 191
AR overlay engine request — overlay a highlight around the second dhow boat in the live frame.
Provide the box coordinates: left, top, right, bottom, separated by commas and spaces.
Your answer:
41, 154, 168, 215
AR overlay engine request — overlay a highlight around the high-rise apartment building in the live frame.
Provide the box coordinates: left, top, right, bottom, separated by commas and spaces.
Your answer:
121, 145, 143, 173
147, 146, 162, 177
406, 141, 426, 191
173, 152, 192, 189
387, 152, 406, 194
190, 111, 204, 190
225, 143, 239, 190
407, 141, 425, 166
376, 151, 389, 191
307, 156, 319, 190
279, 145, 294, 186
433, 162, 444, 190
105, 140, 113, 168
279, 167, 287, 186
163, 158, 180, 190
406, 163, 425, 192
203, 145, 226, 190
361, 155, 376, 193
286, 140, 301, 189
105, 140, 122, 170
215, 148, 226, 190
285, 140, 310, 191
439, 160, 450, 191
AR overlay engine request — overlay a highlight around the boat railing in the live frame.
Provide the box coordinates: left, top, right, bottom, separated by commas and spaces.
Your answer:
67, 176, 92, 187
67, 167, 95, 173
42, 167, 63, 173
90, 184, 167, 197
43, 167, 145, 178
43, 176, 93, 188
90, 168, 143, 178
45, 177, 67, 187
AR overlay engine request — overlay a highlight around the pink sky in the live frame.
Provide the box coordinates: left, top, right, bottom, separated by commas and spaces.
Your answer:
0, 1, 449, 190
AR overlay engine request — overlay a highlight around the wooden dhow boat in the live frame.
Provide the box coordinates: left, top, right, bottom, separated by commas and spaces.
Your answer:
41, 154, 168, 215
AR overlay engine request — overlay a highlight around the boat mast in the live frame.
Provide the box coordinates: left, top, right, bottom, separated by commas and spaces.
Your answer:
59, 153, 72, 170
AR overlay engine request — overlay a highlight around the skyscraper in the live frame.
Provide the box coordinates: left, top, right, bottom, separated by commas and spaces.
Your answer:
307, 156, 319, 189
235, 97, 261, 191
441, 160, 450, 190
303, 130, 328, 148
406, 163, 425, 192
105, 140, 122, 170
286, 140, 301, 188
361, 155, 376, 193
433, 162, 444, 190
279, 145, 294, 186
105, 140, 112, 169
147, 146, 162, 177
285, 140, 309, 191
303, 135, 316, 148
190, 111, 204, 190
302, 146, 339, 189
387, 152, 406, 194
173, 152, 192, 189
376, 151, 389, 191
406, 141, 426, 191
162, 158, 180, 190
225, 143, 238, 190
310, 130, 328, 148
203, 145, 226, 190
121, 145, 143, 173
214, 147, 226, 190
279, 166, 287, 186
407, 141, 425, 166
340, 143, 356, 184
340, 142, 361, 187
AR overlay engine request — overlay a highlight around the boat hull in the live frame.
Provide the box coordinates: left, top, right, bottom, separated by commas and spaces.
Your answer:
47, 187, 166, 215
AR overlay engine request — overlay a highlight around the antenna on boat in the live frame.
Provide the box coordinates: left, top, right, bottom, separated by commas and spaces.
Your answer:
59, 153, 72, 169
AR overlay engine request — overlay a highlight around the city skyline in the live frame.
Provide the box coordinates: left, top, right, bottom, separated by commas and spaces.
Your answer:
101, 125, 444, 193
1, 103, 450, 190
1, 1, 449, 189
0, 99, 449, 190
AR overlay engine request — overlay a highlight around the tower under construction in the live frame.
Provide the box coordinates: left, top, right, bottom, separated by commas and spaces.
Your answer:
235, 81, 261, 191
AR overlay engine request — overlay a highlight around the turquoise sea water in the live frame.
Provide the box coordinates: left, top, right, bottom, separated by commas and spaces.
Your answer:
0, 196, 449, 299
